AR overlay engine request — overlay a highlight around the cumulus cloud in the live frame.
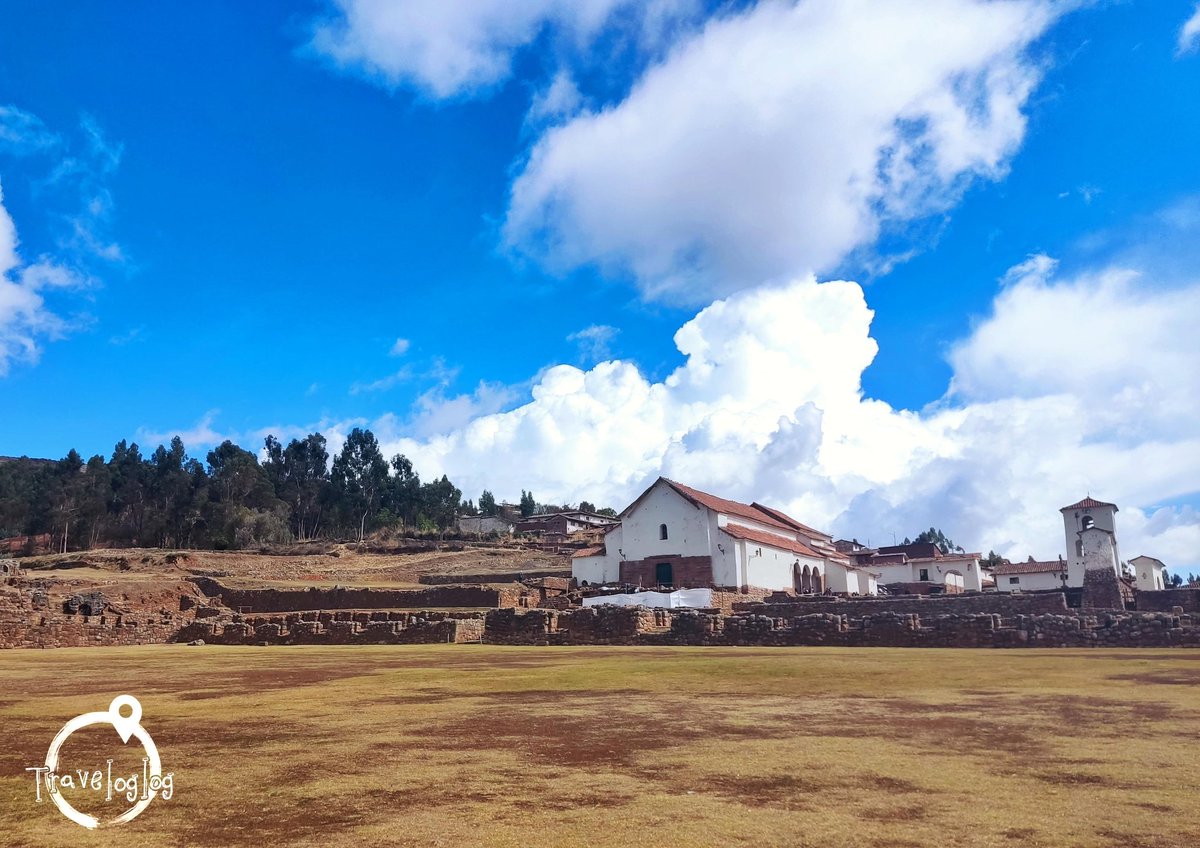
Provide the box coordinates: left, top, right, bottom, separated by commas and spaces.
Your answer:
1180, 4, 1200, 55
308, 0, 697, 99
342, 255, 1197, 568
505, 0, 1063, 301
389, 337, 410, 356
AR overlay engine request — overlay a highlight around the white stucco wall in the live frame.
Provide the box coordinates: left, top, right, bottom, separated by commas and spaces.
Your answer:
708, 512, 739, 586
871, 563, 917, 586
1131, 556, 1165, 592
825, 562, 855, 593
573, 555, 616, 585
996, 571, 1068, 592
621, 481, 713, 561
571, 525, 624, 584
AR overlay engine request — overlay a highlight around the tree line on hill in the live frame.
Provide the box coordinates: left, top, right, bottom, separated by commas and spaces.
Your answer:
0, 428, 609, 553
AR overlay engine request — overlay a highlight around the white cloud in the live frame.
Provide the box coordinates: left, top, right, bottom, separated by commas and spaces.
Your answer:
527, 71, 583, 126
138, 410, 229, 452
344, 255, 1200, 568
505, 0, 1063, 301
947, 254, 1200, 442
389, 337, 411, 356
1179, 4, 1200, 55
406, 381, 521, 439
0, 184, 89, 375
567, 323, 619, 361
308, 0, 696, 99
0, 105, 60, 154
349, 367, 413, 395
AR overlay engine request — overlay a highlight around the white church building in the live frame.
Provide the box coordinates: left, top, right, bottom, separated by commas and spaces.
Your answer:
572, 478, 876, 594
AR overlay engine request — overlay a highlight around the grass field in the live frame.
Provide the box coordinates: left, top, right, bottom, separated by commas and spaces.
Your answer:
2, 646, 1198, 847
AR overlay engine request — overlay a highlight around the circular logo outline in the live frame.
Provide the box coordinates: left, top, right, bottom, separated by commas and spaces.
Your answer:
42, 695, 163, 829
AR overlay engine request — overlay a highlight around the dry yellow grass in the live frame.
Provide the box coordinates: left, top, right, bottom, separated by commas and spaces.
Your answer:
1, 646, 1198, 847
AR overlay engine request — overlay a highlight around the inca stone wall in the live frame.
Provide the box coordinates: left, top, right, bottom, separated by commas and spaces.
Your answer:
733, 591, 1071, 618
482, 605, 1200, 649
188, 576, 534, 612
1137, 588, 1200, 613
175, 610, 484, 645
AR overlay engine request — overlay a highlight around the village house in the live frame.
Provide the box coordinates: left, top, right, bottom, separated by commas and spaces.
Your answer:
457, 515, 515, 535
991, 557, 1070, 592
515, 510, 619, 536
571, 478, 876, 594
1129, 555, 1166, 592
836, 540, 986, 594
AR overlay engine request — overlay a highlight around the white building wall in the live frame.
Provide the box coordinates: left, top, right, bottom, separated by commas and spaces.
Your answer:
620, 482, 712, 561
996, 571, 1068, 592
573, 555, 614, 585
871, 563, 917, 586
825, 562, 855, 593
708, 512, 739, 586
1131, 556, 1166, 592
572, 525, 624, 584
742, 542, 810, 591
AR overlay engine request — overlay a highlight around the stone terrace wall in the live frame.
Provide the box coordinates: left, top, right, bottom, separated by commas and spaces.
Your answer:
418, 569, 570, 585
734, 591, 1070, 618
708, 587, 773, 614
0, 587, 182, 648
481, 605, 1200, 649
1138, 588, 1200, 613
189, 576, 531, 612
176, 610, 485, 646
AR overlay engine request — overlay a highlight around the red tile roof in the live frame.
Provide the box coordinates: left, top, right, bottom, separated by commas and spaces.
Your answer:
991, 559, 1068, 576
1060, 497, 1118, 512
572, 546, 605, 558
664, 479, 832, 539
750, 502, 832, 540
720, 523, 824, 559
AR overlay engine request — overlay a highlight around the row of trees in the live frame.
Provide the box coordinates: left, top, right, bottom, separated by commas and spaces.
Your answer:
0, 428, 478, 552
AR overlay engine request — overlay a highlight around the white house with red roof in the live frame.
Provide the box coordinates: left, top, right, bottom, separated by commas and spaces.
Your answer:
991, 557, 1071, 592
841, 542, 986, 593
571, 477, 876, 594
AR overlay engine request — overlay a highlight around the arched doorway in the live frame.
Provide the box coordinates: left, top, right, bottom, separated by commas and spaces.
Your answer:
811, 567, 824, 594
943, 570, 964, 594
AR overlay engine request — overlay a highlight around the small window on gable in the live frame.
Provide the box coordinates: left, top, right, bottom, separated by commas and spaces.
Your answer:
1009, 577, 1020, 585
659, 523, 668, 540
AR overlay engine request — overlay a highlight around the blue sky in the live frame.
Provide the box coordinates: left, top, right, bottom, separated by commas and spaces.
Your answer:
2, 0, 1199, 565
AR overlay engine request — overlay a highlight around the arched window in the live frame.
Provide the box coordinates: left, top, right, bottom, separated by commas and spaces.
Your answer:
659, 523, 668, 540
1081, 515, 1095, 530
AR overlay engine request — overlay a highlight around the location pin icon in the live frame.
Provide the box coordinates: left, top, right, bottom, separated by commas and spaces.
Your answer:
109, 696, 142, 744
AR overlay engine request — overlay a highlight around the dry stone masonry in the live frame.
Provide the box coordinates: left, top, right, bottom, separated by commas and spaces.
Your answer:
5, 574, 1200, 650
